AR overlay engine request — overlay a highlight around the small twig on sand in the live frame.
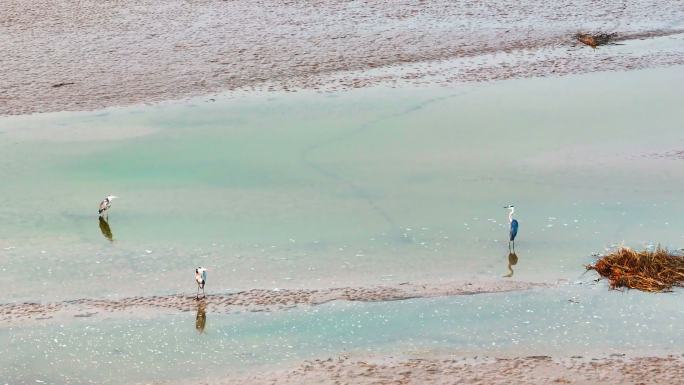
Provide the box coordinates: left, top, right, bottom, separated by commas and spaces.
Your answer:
52, 82, 75, 88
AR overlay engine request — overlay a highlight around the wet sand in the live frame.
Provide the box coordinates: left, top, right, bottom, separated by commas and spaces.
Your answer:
0, 280, 547, 325
2, 2, 683, 383
213, 354, 684, 385
2, 0, 684, 115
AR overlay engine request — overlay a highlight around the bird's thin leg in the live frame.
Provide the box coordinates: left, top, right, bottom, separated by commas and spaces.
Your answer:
196, 285, 200, 300
202, 286, 206, 299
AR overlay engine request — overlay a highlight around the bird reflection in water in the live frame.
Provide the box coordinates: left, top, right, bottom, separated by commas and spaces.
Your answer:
195, 300, 207, 334
98, 216, 113, 242
503, 251, 518, 277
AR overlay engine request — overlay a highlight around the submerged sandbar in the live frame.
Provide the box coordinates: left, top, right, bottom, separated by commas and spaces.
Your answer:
0, 280, 547, 325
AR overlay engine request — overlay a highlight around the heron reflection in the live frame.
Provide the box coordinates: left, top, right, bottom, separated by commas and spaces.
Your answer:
195, 300, 207, 334
503, 251, 518, 277
98, 216, 113, 242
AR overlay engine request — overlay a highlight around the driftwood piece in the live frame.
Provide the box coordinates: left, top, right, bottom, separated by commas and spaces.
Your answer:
587, 247, 684, 292
575, 32, 618, 48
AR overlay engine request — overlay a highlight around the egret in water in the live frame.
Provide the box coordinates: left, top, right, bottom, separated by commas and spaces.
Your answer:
195, 267, 208, 299
505, 205, 519, 251
98, 195, 117, 218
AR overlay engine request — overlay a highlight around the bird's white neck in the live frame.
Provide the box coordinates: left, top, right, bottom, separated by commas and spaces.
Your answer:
508, 207, 515, 223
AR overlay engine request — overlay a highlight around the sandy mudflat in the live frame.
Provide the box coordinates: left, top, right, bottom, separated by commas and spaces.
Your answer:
210, 354, 684, 385
1, 0, 684, 115
0, 280, 547, 325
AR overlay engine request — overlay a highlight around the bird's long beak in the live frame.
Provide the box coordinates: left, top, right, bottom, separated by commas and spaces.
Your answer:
111, 196, 118, 199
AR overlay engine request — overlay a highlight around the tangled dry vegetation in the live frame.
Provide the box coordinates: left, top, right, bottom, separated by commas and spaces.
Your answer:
575, 32, 618, 48
587, 247, 684, 292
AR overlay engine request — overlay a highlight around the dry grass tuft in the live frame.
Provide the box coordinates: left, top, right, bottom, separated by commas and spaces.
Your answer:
587, 247, 684, 292
575, 32, 618, 48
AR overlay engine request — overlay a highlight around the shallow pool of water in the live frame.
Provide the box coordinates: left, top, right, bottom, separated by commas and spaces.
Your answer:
1, 66, 683, 384
2, 285, 682, 385
1, 67, 683, 302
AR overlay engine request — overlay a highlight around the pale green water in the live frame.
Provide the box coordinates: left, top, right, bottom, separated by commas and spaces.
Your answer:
1, 67, 683, 383
2, 286, 682, 384
1, 67, 684, 301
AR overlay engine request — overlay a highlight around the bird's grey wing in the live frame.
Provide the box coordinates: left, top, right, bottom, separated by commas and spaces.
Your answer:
98, 200, 108, 213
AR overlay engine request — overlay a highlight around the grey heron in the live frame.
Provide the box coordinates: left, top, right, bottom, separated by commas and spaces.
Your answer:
195, 267, 208, 299
98, 195, 118, 218
504, 205, 519, 251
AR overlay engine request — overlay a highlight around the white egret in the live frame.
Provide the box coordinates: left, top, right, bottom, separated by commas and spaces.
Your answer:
98, 195, 118, 218
195, 267, 208, 299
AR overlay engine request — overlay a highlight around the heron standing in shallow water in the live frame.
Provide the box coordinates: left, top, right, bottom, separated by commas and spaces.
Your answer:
98, 195, 117, 218
195, 267, 208, 299
505, 205, 519, 251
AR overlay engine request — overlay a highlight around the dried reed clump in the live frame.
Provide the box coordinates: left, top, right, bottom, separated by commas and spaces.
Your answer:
587, 247, 684, 292
575, 32, 618, 48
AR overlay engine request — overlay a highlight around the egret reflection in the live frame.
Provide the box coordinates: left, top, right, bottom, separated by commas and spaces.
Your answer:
195, 300, 207, 333
503, 251, 518, 277
98, 217, 113, 242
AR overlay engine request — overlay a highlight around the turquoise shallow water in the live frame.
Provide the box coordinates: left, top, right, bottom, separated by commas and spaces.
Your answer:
2, 285, 682, 385
1, 67, 684, 301
1, 66, 683, 383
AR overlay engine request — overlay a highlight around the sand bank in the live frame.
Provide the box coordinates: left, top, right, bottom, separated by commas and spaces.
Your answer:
2, 0, 684, 115
212, 354, 684, 385
0, 280, 547, 325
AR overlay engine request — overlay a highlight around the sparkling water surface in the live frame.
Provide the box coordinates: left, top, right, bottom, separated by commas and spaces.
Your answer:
2, 285, 682, 385
1, 66, 683, 384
